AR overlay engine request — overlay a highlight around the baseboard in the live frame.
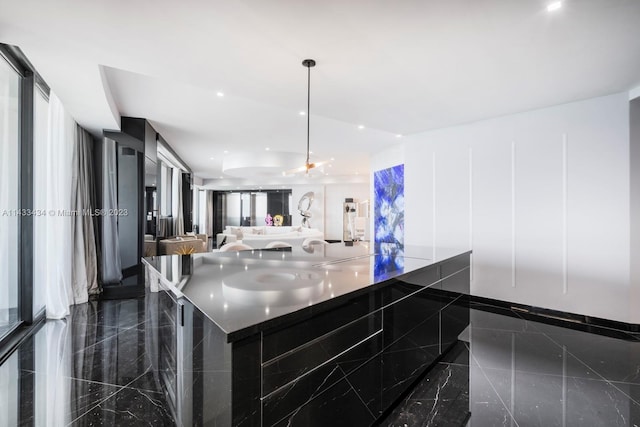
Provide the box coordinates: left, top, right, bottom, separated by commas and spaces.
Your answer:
469, 295, 640, 341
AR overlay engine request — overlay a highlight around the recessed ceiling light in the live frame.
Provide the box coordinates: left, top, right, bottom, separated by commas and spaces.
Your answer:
209, 157, 215, 160
330, 157, 335, 161
216, 91, 224, 97
547, 1, 562, 12
282, 171, 287, 176
329, 164, 332, 168
219, 176, 223, 179
358, 125, 365, 130
299, 111, 306, 116
265, 147, 270, 151
396, 134, 402, 138
224, 150, 229, 154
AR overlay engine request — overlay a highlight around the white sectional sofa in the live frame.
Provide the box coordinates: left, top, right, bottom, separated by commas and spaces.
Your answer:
216, 226, 324, 249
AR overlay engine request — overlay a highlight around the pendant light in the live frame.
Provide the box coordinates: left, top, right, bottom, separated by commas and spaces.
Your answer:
287, 59, 325, 175
303, 59, 316, 173
283, 59, 326, 176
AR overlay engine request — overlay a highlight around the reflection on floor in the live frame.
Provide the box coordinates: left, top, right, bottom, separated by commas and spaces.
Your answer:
384, 305, 640, 426
1, 296, 639, 426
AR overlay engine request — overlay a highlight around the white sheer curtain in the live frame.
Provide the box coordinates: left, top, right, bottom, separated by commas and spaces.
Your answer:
35, 92, 102, 318
101, 138, 122, 283
172, 168, 184, 235
71, 126, 99, 300
35, 92, 75, 319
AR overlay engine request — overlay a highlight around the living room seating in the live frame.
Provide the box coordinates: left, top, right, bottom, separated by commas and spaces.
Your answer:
219, 242, 254, 252
158, 234, 208, 255
216, 226, 323, 249
264, 241, 292, 249
302, 237, 328, 248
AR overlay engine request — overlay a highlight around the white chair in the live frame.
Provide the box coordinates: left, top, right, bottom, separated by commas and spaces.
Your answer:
219, 242, 254, 252
301, 237, 328, 248
265, 241, 292, 249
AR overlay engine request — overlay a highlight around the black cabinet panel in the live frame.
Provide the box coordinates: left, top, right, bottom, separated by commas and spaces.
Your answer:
232, 336, 262, 427
441, 266, 470, 295
271, 377, 375, 427
395, 265, 440, 289
441, 253, 471, 280
263, 332, 382, 426
262, 292, 377, 362
263, 312, 382, 396
382, 285, 442, 348
261, 258, 470, 425
347, 314, 441, 417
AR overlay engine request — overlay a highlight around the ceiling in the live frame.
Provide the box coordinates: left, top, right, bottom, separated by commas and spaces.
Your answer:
1, 0, 639, 185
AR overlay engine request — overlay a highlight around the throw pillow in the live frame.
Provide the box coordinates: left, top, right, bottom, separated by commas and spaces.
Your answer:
230, 227, 243, 239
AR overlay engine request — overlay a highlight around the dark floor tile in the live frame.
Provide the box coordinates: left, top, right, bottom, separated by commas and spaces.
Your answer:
465, 364, 516, 427
68, 326, 154, 387
6, 293, 640, 427
70, 299, 146, 330
17, 371, 122, 426
124, 367, 167, 393
610, 381, 640, 407
469, 327, 600, 381
563, 377, 640, 427
69, 387, 175, 427
529, 322, 640, 385
469, 306, 536, 333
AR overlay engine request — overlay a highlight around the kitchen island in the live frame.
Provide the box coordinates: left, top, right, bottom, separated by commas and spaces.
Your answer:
143, 243, 471, 426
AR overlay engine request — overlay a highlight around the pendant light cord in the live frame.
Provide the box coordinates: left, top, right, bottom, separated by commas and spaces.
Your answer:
306, 63, 311, 170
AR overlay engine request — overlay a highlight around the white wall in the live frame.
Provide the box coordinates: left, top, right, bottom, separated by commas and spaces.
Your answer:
324, 183, 369, 241
290, 183, 370, 239
372, 93, 632, 323
630, 98, 640, 324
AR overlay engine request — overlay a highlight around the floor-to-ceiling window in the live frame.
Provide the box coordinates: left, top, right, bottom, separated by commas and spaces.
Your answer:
0, 53, 20, 340
32, 86, 48, 318
0, 44, 47, 351
211, 190, 292, 237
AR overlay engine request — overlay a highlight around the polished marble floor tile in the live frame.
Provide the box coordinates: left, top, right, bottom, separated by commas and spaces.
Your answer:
2, 295, 640, 427
18, 372, 123, 426
383, 308, 640, 427
69, 386, 175, 426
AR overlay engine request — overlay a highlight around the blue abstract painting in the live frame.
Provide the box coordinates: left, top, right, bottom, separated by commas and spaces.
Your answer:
374, 164, 404, 279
